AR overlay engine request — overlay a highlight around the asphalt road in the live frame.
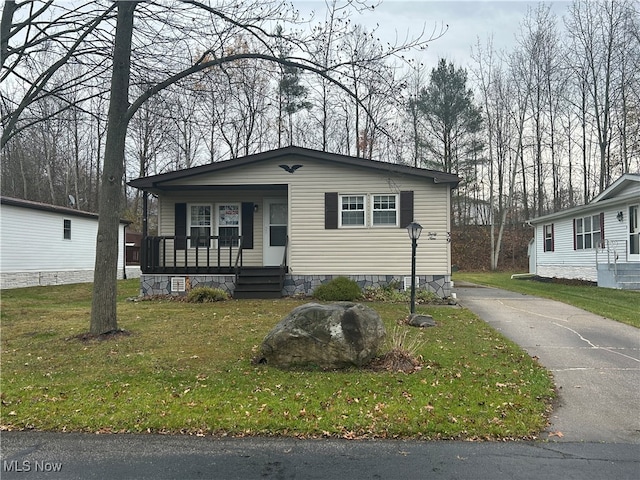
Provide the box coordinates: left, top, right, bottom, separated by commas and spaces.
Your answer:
1, 431, 639, 480
1, 284, 639, 479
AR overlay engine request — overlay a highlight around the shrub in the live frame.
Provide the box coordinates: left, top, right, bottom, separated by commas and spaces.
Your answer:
363, 283, 406, 302
312, 276, 362, 301
364, 284, 444, 305
370, 326, 424, 373
187, 286, 230, 303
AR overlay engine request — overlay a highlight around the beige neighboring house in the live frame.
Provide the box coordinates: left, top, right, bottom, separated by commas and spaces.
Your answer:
127, 146, 461, 299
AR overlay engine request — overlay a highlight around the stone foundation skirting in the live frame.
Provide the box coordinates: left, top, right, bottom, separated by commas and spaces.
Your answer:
1, 269, 134, 290
139, 274, 236, 297
284, 274, 451, 298
139, 273, 452, 298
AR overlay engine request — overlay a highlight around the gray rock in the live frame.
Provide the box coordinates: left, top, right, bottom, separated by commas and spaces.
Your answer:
408, 313, 436, 328
259, 302, 386, 369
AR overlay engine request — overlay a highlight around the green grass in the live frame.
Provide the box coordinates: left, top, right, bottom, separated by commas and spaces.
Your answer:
1, 280, 554, 440
454, 272, 640, 328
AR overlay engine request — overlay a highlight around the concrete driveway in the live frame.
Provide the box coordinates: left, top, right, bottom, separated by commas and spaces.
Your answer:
454, 282, 640, 444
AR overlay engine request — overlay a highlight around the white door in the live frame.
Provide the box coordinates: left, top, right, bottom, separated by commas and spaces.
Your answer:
630, 205, 639, 262
263, 198, 288, 266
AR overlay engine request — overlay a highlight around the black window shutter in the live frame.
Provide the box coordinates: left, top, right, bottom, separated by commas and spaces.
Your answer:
175, 203, 187, 250
325, 192, 338, 229
573, 218, 577, 250
400, 191, 414, 228
600, 212, 605, 244
241, 202, 254, 249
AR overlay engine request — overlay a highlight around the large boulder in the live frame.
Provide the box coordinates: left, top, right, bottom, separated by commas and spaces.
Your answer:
259, 302, 386, 369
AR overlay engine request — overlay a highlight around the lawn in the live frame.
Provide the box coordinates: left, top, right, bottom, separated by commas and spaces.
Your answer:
454, 271, 640, 328
0, 280, 554, 440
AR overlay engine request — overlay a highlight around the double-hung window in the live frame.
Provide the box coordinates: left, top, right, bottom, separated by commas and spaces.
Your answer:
217, 204, 240, 247
189, 205, 211, 248
372, 194, 398, 227
340, 195, 365, 227
575, 214, 601, 250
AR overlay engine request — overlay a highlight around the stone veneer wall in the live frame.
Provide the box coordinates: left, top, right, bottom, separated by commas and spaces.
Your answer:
283, 274, 451, 298
139, 274, 236, 297
1, 268, 139, 290
139, 273, 452, 298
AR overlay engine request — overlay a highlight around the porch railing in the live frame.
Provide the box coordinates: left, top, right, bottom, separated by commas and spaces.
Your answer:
141, 235, 243, 274
596, 239, 628, 276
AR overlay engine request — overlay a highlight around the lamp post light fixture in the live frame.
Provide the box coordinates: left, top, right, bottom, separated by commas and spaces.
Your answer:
407, 221, 423, 315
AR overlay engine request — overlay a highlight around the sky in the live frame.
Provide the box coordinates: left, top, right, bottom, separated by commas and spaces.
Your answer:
296, 0, 571, 70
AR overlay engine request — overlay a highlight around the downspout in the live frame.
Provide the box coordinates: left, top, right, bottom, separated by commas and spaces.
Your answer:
123, 222, 128, 280
141, 192, 148, 273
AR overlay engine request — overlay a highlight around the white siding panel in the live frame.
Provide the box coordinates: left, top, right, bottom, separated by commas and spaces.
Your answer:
534, 206, 635, 280
1, 205, 98, 271
1, 204, 126, 288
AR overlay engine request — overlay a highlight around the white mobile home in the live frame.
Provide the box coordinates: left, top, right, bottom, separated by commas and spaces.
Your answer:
0, 197, 131, 289
128, 146, 461, 298
528, 174, 640, 289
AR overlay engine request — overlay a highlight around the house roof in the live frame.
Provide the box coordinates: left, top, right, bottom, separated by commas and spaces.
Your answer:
0, 196, 131, 224
528, 173, 640, 224
127, 146, 462, 192
590, 173, 640, 203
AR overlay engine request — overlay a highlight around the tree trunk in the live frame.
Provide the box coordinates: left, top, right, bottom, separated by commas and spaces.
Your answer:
90, 1, 136, 335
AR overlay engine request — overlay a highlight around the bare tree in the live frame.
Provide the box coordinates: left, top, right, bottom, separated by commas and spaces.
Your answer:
565, 0, 630, 190
3, 0, 435, 334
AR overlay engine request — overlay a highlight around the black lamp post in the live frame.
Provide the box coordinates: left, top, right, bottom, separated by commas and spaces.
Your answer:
407, 221, 423, 315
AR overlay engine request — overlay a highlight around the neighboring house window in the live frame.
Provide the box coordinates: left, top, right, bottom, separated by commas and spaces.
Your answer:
372, 194, 398, 227
217, 203, 240, 247
543, 224, 554, 252
574, 214, 602, 249
340, 195, 365, 227
189, 205, 211, 248
63, 219, 71, 240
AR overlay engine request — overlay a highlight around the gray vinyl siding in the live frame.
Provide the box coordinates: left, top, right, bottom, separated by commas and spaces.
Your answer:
158, 157, 451, 275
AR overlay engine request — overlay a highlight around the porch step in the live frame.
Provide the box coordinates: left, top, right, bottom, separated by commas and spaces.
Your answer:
234, 267, 284, 299
616, 263, 640, 290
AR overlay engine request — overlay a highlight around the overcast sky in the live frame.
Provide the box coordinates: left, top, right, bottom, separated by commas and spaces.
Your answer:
297, 0, 571, 69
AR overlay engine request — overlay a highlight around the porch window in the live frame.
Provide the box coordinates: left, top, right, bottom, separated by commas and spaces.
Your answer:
372, 194, 398, 226
189, 205, 211, 248
340, 195, 365, 227
575, 214, 602, 250
217, 203, 240, 247
543, 224, 554, 252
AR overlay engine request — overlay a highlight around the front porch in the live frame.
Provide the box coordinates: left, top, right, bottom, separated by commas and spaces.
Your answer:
139, 234, 289, 298
140, 235, 246, 275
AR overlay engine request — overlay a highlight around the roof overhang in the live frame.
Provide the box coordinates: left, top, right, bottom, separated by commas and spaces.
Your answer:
1, 196, 131, 224
127, 146, 462, 194
528, 193, 638, 225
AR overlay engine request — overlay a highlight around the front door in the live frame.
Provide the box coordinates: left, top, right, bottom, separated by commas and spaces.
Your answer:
630, 205, 639, 261
263, 198, 288, 266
